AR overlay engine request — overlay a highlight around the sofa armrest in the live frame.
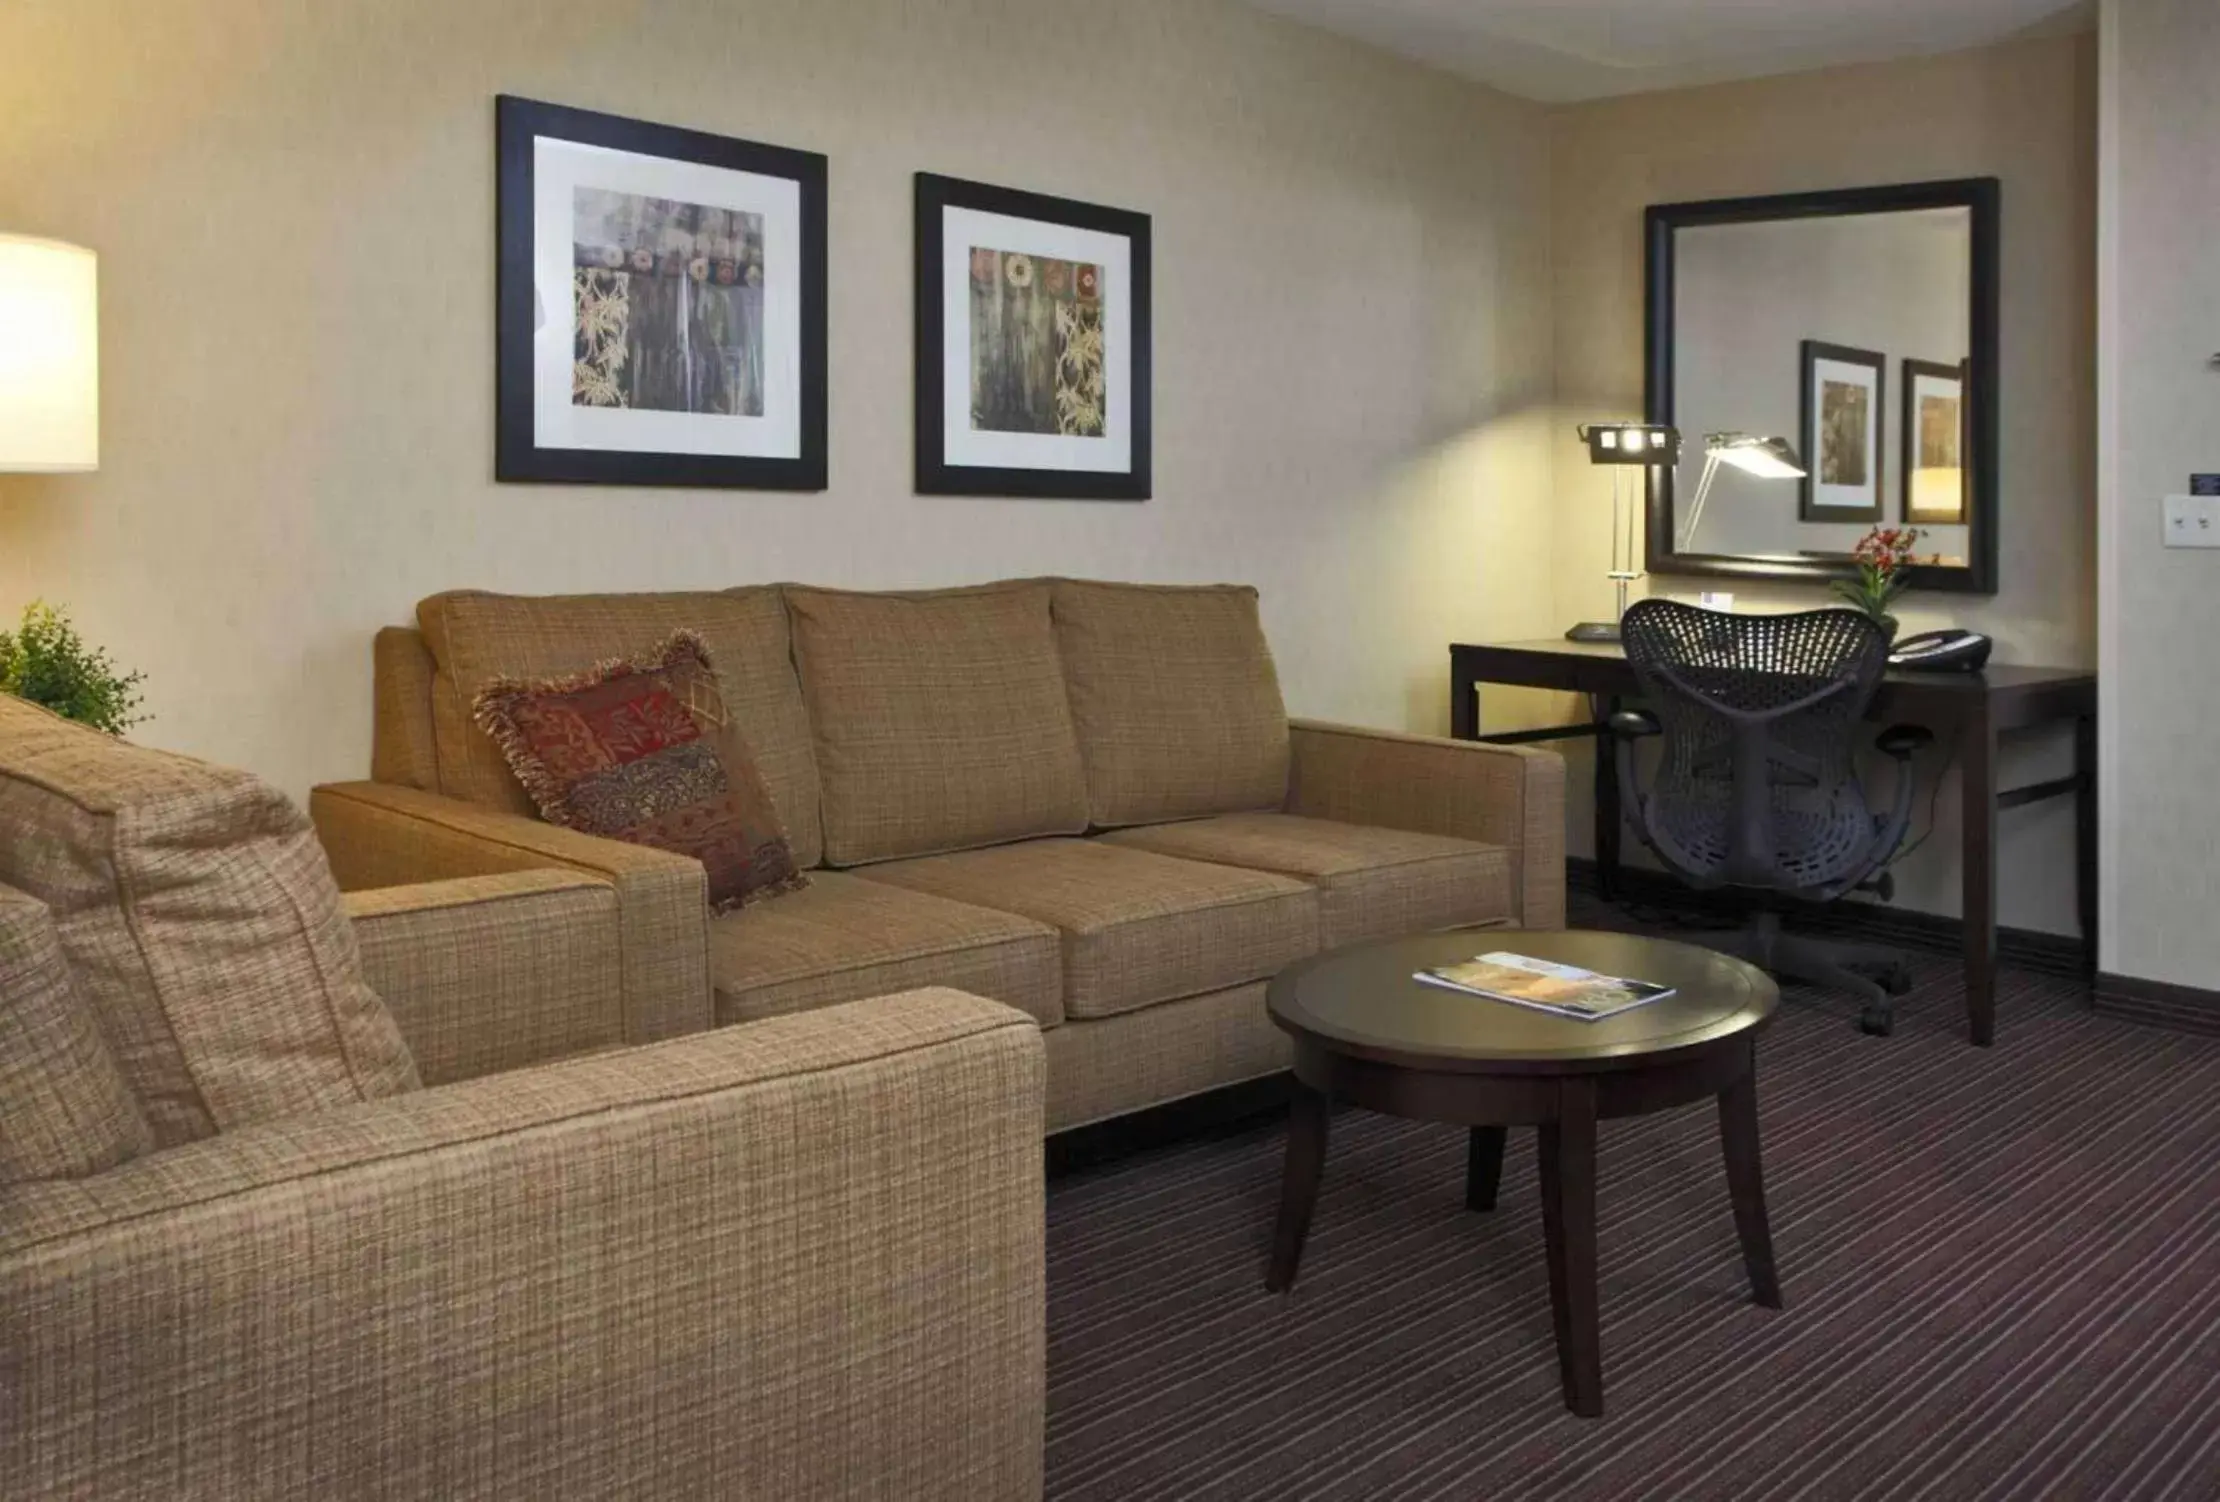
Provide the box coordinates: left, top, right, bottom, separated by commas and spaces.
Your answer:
345, 870, 625, 1085
310, 780, 710, 1046
1, 989, 1047, 1501
1286, 718, 1566, 929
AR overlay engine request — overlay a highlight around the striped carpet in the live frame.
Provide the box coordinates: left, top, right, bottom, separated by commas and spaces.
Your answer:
1044, 909, 2220, 1501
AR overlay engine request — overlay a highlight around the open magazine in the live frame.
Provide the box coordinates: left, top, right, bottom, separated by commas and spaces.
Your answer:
1413, 951, 1676, 1022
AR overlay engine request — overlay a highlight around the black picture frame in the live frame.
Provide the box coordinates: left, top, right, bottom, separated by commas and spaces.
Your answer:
495, 95, 828, 490
914, 172, 1152, 500
1798, 339, 1886, 525
1643, 176, 2000, 595
1901, 356, 1970, 525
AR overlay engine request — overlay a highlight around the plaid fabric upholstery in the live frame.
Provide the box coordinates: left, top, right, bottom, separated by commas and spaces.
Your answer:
417, 587, 824, 868
1099, 812, 1515, 947
370, 625, 440, 791
712, 870, 1062, 1027
1052, 579, 1290, 827
859, 838, 1317, 1020
787, 584, 1090, 866
1285, 719, 1567, 930
0, 989, 1047, 1500
309, 781, 712, 1046
0, 698, 419, 1147
1044, 981, 1288, 1131
346, 871, 625, 1086
0, 882, 150, 1184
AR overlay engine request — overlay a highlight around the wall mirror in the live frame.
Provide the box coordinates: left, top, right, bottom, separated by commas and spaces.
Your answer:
1645, 178, 2000, 594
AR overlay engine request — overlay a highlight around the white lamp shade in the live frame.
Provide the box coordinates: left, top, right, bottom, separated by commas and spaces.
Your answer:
0, 235, 99, 472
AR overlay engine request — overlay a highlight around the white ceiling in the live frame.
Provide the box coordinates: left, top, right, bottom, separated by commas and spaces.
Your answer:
1245, 0, 2095, 103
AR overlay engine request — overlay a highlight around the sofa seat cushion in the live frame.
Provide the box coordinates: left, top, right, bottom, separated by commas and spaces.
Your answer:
710, 871, 1063, 1027
0, 697, 420, 1147
787, 583, 1090, 866
1051, 579, 1290, 827
857, 839, 1317, 1020
1099, 813, 1514, 948
417, 587, 824, 867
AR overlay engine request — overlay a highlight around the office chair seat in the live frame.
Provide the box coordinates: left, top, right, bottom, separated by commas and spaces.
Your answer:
1613, 601, 1924, 1035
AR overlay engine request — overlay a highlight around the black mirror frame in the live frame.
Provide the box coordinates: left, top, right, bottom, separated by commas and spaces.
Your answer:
1643, 177, 2001, 596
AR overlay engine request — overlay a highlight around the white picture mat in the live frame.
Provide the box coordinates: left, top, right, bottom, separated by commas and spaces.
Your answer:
1808, 356, 1880, 510
940, 205, 1132, 474
532, 136, 802, 458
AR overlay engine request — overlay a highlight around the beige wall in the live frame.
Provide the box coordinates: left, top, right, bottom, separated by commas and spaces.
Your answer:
0, 0, 1558, 801
1546, 32, 2099, 934
2098, 0, 2220, 984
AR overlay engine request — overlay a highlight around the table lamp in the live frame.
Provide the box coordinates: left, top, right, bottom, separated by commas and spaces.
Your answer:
1677, 433, 1804, 552
0, 235, 100, 473
1568, 422, 1680, 644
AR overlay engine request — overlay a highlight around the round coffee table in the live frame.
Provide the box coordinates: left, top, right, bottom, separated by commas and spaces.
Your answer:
1264, 928, 1782, 1418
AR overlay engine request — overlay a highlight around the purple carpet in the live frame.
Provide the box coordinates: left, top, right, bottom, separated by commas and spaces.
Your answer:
1045, 914, 2220, 1500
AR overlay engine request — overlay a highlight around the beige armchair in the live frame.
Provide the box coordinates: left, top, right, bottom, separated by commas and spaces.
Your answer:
0, 698, 1047, 1500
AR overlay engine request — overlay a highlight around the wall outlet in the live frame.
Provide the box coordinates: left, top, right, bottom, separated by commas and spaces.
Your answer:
2164, 494, 2220, 548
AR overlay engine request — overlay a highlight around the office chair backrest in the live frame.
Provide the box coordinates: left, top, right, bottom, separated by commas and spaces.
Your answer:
1619, 600, 1890, 891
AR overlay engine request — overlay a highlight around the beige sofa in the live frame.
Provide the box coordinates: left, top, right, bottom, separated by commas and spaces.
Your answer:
0, 695, 1046, 1498
312, 578, 1566, 1132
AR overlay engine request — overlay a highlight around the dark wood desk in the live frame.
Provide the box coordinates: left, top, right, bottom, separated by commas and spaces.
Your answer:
1450, 639, 2097, 1047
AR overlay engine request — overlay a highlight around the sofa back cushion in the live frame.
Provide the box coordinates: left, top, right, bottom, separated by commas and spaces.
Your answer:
786, 583, 1090, 865
0, 882, 151, 1183
0, 697, 420, 1147
1051, 579, 1290, 827
417, 588, 824, 868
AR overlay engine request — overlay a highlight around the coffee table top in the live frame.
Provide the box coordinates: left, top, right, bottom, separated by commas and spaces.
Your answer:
1268, 929, 1778, 1074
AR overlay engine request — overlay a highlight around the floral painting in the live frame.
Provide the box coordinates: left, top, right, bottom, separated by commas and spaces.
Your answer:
572, 188, 764, 416
969, 247, 1105, 437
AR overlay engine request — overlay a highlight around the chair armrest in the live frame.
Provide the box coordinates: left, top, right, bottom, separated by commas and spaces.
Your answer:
1286, 718, 1567, 929
345, 871, 625, 1085
1, 989, 1047, 1501
310, 780, 711, 1046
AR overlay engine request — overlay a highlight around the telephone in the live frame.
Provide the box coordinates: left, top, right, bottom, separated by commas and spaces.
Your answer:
1888, 628, 1993, 673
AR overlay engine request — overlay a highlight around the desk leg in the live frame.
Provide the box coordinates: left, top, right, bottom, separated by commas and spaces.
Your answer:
1451, 661, 1478, 742
2076, 713, 2099, 975
1963, 703, 1999, 1046
1593, 695, 1622, 899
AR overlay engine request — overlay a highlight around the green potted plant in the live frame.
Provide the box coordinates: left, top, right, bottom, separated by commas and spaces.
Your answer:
1832, 526, 1923, 640
0, 601, 147, 735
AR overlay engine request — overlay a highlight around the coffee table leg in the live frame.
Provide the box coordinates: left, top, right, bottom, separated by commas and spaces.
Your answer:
1717, 1051, 1784, 1309
1539, 1080, 1603, 1417
1466, 1125, 1507, 1211
1265, 1082, 1330, 1293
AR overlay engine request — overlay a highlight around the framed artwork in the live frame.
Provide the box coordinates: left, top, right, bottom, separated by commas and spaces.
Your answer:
1798, 340, 1885, 524
914, 172, 1151, 499
1901, 357, 1968, 525
495, 95, 827, 489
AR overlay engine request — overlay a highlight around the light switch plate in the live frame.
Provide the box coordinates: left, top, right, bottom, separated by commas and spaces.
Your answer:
2163, 494, 2220, 548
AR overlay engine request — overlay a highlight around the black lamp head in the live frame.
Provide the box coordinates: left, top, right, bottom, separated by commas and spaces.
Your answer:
1578, 422, 1682, 467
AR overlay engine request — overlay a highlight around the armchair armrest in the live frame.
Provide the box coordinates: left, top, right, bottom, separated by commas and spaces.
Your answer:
1286, 719, 1566, 929
1, 989, 1046, 1501
310, 780, 710, 1046
345, 870, 624, 1085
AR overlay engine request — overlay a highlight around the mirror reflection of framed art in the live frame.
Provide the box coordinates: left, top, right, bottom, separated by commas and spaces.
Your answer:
1902, 357, 1969, 525
1798, 339, 1885, 525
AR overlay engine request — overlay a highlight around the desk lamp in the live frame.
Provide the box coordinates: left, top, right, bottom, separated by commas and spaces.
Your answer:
0, 235, 99, 473
1568, 422, 1679, 643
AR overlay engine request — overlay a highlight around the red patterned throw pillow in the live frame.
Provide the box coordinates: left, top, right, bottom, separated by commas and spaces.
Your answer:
472, 630, 807, 913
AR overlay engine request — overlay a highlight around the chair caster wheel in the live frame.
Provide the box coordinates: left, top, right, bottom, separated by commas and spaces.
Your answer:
1859, 1006, 1894, 1037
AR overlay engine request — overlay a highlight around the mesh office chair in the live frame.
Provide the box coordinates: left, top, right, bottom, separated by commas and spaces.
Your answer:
1610, 599, 1932, 1035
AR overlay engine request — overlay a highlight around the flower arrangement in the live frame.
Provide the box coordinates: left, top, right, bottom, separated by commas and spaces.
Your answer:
0, 601, 147, 735
1831, 525, 1923, 633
